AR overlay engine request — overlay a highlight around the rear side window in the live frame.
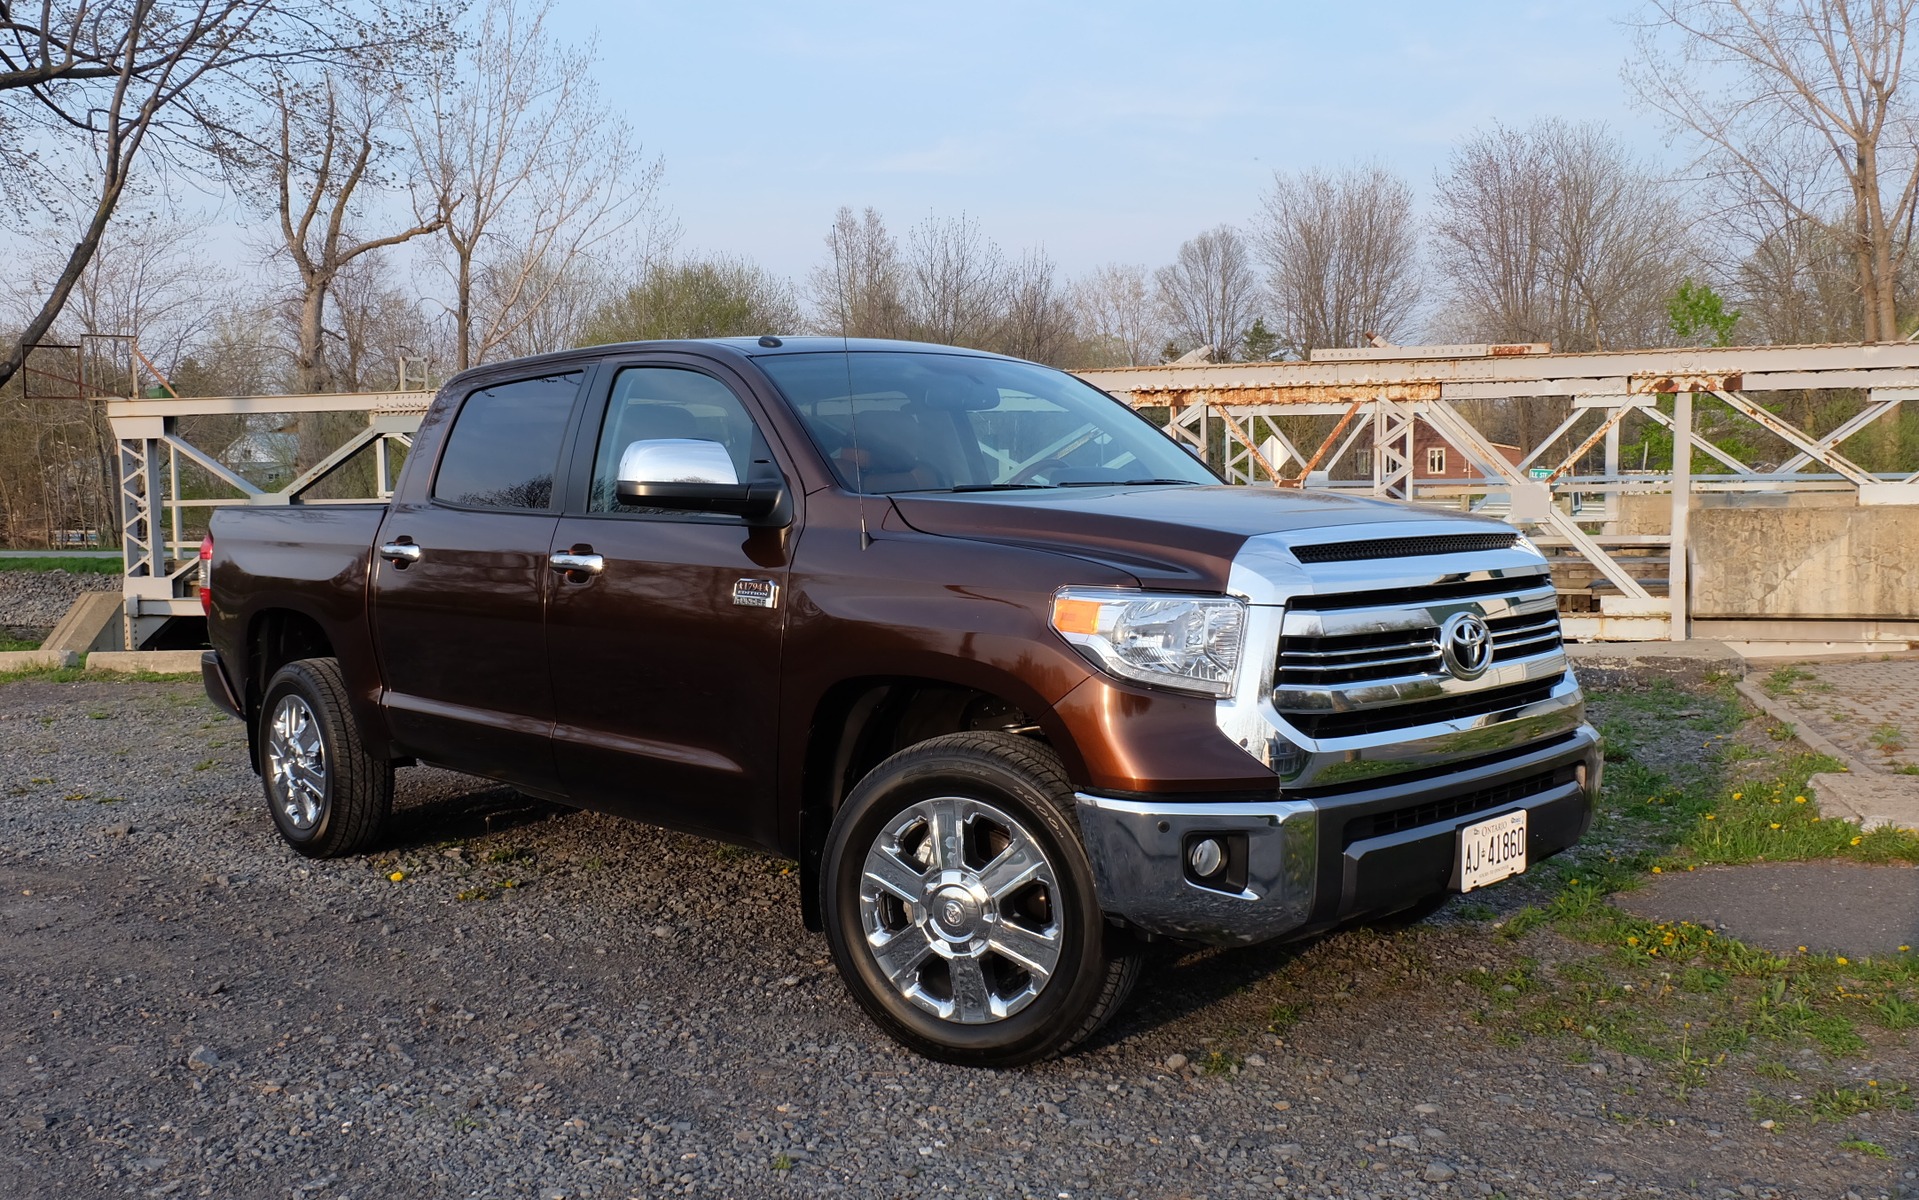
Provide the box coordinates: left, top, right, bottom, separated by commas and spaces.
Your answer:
433, 373, 581, 510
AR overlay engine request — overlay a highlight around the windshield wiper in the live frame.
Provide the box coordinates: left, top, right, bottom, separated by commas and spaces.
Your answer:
1059, 478, 1202, 487
948, 483, 1058, 492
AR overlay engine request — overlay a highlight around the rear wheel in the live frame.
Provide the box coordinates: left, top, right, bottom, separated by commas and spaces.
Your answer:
258, 657, 392, 858
821, 732, 1141, 1066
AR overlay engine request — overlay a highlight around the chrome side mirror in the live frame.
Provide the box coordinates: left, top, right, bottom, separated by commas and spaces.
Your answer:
615, 437, 789, 525
617, 438, 739, 487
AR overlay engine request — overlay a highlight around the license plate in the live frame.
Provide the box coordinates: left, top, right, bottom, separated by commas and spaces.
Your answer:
1458, 809, 1528, 892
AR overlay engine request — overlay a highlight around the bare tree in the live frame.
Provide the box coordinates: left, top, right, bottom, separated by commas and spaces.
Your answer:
1254, 163, 1422, 357
809, 206, 909, 337
999, 248, 1078, 366
1736, 215, 1874, 343
255, 71, 445, 393
1156, 225, 1258, 360
0, 0, 445, 389
1072, 264, 1164, 367
901, 211, 1007, 349
1431, 121, 1690, 351
1629, 0, 1919, 341
408, 0, 665, 370
22, 214, 221, 373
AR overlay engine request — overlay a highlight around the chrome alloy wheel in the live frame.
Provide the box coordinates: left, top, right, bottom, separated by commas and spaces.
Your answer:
265, 694, 327, 831
858, 796, 1064, 1025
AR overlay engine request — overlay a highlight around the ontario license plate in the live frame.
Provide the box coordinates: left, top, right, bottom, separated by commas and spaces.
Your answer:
1458, 809, 1528, 892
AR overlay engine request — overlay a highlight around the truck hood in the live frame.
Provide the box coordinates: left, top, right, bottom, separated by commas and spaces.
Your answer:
888, 484, 1484, 591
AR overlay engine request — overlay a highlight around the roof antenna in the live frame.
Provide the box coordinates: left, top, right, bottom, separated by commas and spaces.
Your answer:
831, 225, 871, 549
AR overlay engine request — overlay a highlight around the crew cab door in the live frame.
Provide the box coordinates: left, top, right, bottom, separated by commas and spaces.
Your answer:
545, 358, 795, 847
371, 369, 587, 793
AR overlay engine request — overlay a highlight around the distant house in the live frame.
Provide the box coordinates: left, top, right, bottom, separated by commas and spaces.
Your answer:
1409, 421, 1523, 481
220, 431, 298, 487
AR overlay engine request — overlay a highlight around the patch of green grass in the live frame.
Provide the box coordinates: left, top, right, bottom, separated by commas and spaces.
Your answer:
1870, 991, 1919, 1030
483, 846, 532, 865
1761, 664, 1814, 698
0, 556, 122, 574
1199, 1049, 1242, 1076
1868, 724, 1907, 752
1680, 756, 1919, 866
1266, 1002, 1305, 1032
770, 1153, 793, 1171
1750, 1082, 1912, 1126
0, 635, 41, 651
0, 665, 198, 686
1839, 1139, 1889, 1158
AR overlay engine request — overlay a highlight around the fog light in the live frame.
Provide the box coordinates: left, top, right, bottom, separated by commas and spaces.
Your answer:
1188, 837, 1224, 878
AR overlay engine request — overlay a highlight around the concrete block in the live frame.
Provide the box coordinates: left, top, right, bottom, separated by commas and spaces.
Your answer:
1809, 772, 1919, 833
0, 649, 78, 671
42, 591, 124, 657
85, 650, 204, 675
1691, 505, 1919, 619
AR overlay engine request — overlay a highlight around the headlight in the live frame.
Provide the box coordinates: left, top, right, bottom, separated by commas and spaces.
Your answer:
1512, 531, 1543, 558
1050, 588, 1247, 697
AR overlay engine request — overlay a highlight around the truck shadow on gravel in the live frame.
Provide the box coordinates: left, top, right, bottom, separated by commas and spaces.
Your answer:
1090, 939, 1306, 1047
380, 780, 570, 849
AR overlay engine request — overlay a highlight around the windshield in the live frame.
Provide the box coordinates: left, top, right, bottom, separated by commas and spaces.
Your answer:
756, 351, 1219, 494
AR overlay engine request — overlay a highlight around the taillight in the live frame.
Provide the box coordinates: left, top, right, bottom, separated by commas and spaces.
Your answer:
199, 535, 214, 616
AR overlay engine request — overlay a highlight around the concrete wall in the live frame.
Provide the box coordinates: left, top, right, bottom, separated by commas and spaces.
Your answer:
1690, 505, 1919, 619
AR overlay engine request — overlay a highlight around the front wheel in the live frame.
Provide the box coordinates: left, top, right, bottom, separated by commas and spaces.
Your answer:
820, 732, 1141, 1066
258, 657, 392, 858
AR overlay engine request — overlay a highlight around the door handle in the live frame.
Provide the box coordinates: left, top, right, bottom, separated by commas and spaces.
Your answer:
549, 552, 605, 576
379, 542, 422, 564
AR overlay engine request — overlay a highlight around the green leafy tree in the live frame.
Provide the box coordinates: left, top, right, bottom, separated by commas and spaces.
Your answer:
1240, 317, 1281, 362
582, 257, 801, 343
1666, 278, 1740, 346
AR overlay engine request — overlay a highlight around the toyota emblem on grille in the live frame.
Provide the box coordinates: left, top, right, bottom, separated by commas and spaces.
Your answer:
1440, 612, 1494, 680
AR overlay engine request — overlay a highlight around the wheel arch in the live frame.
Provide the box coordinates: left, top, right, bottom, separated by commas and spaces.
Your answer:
795, 672, 1086, 932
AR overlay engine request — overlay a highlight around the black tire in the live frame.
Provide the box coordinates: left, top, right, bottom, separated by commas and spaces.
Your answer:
820, 731, 1141, 1067
258, 657, 392, 858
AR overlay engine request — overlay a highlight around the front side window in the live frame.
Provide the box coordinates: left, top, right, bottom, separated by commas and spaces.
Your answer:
757, 352, 1219, 495
588, 366, 771, 513
433, 372, 581, 510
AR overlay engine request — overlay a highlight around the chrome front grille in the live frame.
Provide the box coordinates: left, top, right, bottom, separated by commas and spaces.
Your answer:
1272, 574, 1568, 741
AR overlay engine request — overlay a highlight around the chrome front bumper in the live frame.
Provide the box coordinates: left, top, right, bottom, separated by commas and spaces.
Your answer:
1074, 724, 1602, 946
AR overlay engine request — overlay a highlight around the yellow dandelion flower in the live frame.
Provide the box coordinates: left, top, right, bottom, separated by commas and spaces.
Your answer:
1798, 945, 1808, 953
1770, 822, 1782, 829
1652, 866, 1662, 874
1900, 945, 1911, 953
1705, 814, 1716, 820
1851, 836, 1863, 846
388, 871, 405, 882
1793, 796, 1807, 804
1627, 936, 1639, 945
1868, 1080, 1878, 1087
1836, 956, 1849, 966
1732, 792, 1743, 800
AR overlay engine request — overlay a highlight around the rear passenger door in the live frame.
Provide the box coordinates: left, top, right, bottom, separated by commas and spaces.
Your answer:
372, 369, 586, 793
545, 358, 795, 847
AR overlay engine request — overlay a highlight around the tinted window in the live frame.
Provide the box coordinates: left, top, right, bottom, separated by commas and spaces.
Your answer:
433, 373, 581, 509
757, 352, 1217, 494
589, 367, 770, 514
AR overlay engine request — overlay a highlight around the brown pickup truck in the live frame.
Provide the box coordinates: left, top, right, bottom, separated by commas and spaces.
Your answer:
201, 337, 1601, 1065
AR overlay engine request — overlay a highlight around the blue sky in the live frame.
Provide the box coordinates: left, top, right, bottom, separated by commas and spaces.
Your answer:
549, 1, 1669, 280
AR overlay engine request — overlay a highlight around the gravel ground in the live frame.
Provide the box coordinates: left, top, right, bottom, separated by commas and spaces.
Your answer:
1, 679, 1913, 1200
0, 570, 120, 640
